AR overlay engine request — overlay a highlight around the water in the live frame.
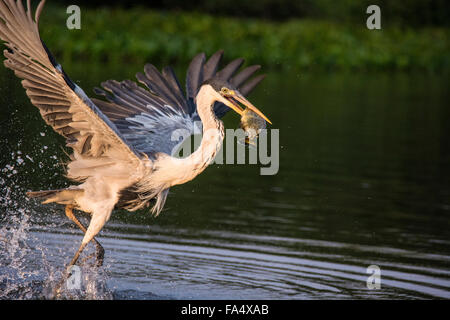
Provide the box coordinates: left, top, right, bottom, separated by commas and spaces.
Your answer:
0, 63, 449, 299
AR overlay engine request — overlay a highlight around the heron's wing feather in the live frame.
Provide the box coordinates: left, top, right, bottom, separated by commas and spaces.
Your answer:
202, 50, 223, 80
93, 69, 199, 157
0, 0, 140, 161
186, 53, 206, 104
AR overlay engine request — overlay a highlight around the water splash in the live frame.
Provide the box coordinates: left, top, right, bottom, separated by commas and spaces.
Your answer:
0, 152, 113, 300
0, 198, 56, 299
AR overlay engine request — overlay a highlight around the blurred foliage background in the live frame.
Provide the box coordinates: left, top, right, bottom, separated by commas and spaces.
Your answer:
32, 1, 450, 73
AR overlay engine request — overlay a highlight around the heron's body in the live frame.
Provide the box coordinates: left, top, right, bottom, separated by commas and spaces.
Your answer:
0, 0, 270, 268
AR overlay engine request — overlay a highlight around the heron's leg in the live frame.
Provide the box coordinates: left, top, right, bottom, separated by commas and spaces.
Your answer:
68, 241, 88, 266
53, 205, 111, 297
65, 205, 105, 267
52, 239, 89, 298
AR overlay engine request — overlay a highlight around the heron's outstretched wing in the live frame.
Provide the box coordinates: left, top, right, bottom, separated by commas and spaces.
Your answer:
93, 50, 265, 158
92, 74, 199, 157
0, 0, 140, 162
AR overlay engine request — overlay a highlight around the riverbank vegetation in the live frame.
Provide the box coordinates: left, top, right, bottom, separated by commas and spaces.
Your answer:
30, 4, 450, 74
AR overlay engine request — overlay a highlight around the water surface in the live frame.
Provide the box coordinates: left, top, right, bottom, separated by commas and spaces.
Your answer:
0, 64, 449, 299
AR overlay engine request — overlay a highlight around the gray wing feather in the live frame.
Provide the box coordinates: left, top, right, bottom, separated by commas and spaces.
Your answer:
0, 0, 140, 161
93, 68, 199, 158
239, 74, 267, 96
215, 58, 244, 80
120, 110, 198, 157
162, 66, 188, 110
203, 50, 223, 80
186, 52, 206, 102
231, 65, 261, 87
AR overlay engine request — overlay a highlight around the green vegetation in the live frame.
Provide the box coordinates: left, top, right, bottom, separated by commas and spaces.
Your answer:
37, 4, 450, 73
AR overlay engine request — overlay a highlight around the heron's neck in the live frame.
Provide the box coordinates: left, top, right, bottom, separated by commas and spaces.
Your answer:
168, 85, 224, 186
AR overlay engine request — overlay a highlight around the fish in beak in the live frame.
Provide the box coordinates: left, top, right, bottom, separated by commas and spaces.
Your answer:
222, 90, 272, 125
239, 108, 267, 146
219, 89, 270, 146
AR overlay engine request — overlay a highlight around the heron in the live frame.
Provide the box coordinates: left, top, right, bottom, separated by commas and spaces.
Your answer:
0, 0, 271, 268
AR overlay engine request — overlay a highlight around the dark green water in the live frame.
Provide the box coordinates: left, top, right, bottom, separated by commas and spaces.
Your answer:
0, 63, 449, 299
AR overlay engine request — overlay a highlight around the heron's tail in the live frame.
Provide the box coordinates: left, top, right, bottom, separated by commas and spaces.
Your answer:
26, 188, 84, 205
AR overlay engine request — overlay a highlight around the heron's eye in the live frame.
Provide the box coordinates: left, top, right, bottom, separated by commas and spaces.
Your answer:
221, 87, 230, 95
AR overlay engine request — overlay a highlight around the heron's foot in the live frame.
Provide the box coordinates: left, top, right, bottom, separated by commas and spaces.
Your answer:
51, 267, 73, 299
78, 244, 104, 267
95, 243, 105, 267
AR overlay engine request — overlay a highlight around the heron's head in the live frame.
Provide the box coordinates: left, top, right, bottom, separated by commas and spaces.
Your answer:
202, 78, 271, 124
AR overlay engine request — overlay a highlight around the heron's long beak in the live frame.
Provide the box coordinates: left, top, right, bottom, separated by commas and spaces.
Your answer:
223, 92, 272, 125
